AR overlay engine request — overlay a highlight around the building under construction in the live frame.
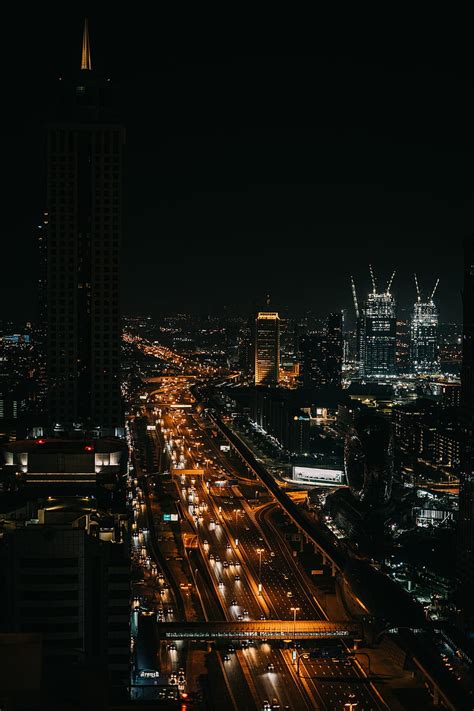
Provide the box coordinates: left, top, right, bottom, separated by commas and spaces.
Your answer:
352, 267, 397, 378
410, 275, 440, 374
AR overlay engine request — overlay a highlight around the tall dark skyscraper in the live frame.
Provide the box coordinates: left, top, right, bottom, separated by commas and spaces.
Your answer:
300, 312, 343, 388
356, 268, 397, 378
458, 236, 474, 629
45, 21, 124, 435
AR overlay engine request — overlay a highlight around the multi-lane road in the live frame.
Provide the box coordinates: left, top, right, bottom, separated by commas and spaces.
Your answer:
127, 369, 388, 710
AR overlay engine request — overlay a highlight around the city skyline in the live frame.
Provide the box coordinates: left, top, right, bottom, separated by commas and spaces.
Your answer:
1, 17, 474, 706
2, 11, 473, 321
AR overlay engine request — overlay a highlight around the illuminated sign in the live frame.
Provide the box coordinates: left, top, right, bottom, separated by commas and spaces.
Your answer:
220, 445, 231, 452
163, 513, 179, 522
292, 466, 344, 485
139, 669, 159, 678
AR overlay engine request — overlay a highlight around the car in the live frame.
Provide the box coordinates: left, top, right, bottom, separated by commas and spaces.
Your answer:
203, 539, 208, 545
267, 663, 275, 672
226, 543, 231, 549
229, 560, 235, 567
260, 614, 266, 620
218, 580, 224, 587
271, 700, 280, 710
215, 555, 220, 563
209, 553, 215, 561
168, 643, 177, 651
234, 561, 240, 568
223, 561, 229, 568
243, 608, 248, 615
237, 614, 243, 621
228, 645, 235, 653
262, 701, 271, 711
223, 654, 230, 661
231, 599, 237, 606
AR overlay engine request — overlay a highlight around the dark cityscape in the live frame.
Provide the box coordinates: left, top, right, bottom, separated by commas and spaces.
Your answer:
1, 12, 474, 711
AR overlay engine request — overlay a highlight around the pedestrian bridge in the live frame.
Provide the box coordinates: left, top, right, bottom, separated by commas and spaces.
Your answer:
157, 620, 360, 641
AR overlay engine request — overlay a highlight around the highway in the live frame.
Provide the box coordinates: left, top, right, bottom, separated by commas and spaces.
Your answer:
139, 372, 387, 710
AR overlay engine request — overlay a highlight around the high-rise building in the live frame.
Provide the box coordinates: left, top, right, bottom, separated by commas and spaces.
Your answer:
356, 268, 397, 377
457, 236, 474, 629
410, 276, 440, 374
237, 318, 254, 377
255, 312, 280, 385
45, 21, 124, 436
299, 312, 343, 388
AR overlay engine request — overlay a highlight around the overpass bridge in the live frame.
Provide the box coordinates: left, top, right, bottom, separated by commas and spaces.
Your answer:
157, 620, 360, 641
206, 409, 346, 575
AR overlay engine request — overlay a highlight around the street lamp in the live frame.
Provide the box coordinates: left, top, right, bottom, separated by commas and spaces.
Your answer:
343, 694, 358, 711
290, 606, 300, 641
256, 548, 264, 595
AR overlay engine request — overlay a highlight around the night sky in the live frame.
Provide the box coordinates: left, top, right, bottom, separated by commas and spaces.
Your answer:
3, 11, 474, 323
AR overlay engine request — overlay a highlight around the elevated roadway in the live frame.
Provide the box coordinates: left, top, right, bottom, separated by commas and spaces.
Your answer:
158, 620, 360, 641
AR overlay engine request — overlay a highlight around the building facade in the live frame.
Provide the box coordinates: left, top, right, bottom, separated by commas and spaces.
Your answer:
457, 236, 474, 629
0, 510, 130, 690
255, 312, 280, 385
299, 312, 343, 388
411, 299, 439, 374
358, 291, 397, 377
45, 24, 124, 435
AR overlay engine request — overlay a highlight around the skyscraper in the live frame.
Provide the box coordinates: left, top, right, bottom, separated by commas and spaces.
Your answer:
45, 21, 124, 436
255, 312, 280, 385
356, 268, 397, 377
457, 237, 474, 629
300, 312, 343, 388
410, 276, 440, 374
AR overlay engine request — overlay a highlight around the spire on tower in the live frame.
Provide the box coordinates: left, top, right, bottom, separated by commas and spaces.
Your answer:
81, 18, 92, 71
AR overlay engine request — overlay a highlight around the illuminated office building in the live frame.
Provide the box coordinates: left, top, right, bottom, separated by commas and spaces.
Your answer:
255, 312, 280, 385
410, 277, 440, 374
356, 268, 397, 377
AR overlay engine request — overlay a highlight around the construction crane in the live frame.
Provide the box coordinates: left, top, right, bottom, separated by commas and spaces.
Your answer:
414, 273, 421, 302
386, 270, 396, 294
430, 278, 440, 302
369, 264, 377, 294
350, 276, 359, 319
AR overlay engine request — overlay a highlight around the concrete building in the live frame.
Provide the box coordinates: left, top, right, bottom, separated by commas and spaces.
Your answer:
0, 501, 130, 692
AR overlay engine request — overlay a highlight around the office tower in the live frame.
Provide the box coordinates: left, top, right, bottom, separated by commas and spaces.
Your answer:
457, 236, 474, 629
238, 318, 254, 377
299, 312, 343, 388
410, 276, 440, 374
355, 267, 397, 377
344, 411, 393, 507
45, 21, 124, 436
255, 312, 280, 385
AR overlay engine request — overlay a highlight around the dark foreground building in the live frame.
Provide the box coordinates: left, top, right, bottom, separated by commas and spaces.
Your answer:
0, 502, 130, 702
458, 236, 474, 630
